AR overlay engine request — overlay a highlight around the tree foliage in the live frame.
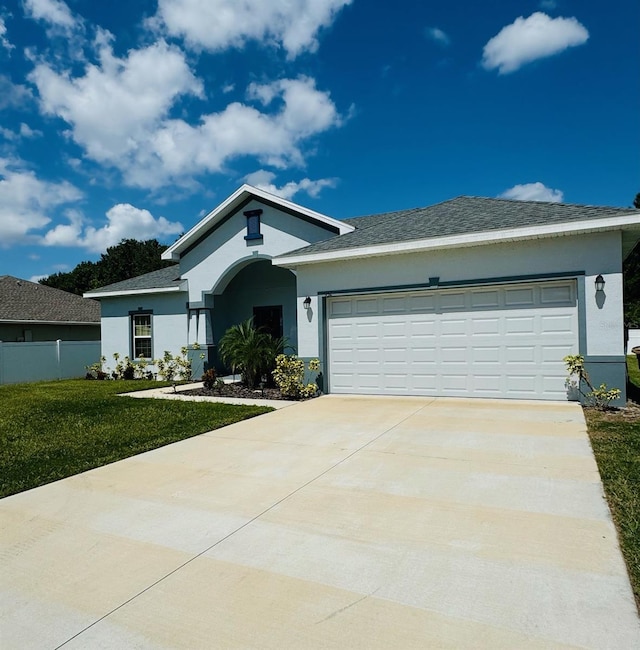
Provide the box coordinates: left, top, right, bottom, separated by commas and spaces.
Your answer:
40, 239, 174, 295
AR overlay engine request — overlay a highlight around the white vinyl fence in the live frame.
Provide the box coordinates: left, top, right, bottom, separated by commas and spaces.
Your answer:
0, 340, 101, 385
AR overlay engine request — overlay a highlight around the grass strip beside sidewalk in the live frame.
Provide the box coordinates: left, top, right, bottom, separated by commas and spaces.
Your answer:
583, 356, 640, 608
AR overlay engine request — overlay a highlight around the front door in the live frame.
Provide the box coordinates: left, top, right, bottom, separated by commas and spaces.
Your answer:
253, 305, 283, 339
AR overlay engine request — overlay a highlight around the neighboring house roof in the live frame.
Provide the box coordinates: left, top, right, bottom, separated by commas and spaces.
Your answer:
84, 266, 185, 299
275, 196, 640, 265
0, 275, 100, 324
161, 184, 355, 261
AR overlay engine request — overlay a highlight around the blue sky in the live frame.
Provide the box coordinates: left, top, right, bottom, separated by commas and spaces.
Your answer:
0, 0, 638, 282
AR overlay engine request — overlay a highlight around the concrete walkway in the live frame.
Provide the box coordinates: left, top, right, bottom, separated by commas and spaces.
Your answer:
1, 395, 639, 649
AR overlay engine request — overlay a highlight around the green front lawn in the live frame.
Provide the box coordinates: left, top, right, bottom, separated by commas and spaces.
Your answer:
583, 356, 640, 608
0, 379, 272, 498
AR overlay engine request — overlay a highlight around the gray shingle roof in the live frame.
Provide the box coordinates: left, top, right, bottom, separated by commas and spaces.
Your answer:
0, 276, 100, 323
85, 265, 183, 294
283, 196, 638, 257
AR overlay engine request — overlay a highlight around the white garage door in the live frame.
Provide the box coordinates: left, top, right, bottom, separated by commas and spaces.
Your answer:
327, 280, 578, 400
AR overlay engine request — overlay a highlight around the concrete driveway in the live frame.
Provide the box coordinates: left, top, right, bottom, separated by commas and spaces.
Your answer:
2, 395, 639, 649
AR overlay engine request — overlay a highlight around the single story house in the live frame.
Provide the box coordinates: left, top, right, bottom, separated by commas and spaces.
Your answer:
86, 185, 640, 403
0, 275, 100, 342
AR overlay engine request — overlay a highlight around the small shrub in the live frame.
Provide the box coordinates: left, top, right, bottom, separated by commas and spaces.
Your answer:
156, 345, 200, 381
112, 353, 136, 381
202, 368, 217, 390
564, 354, 621, 410
272, 355, 320, 399
85, 357, 107, 380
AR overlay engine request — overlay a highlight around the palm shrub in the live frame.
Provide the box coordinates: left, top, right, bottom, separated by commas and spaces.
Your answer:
218, 318, 283, 388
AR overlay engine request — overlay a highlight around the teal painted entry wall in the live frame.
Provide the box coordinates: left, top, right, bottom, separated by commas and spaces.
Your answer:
212, 260, 297, 363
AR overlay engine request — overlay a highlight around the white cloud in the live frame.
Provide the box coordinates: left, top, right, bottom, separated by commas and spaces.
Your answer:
425, 27, 450, 47
244, 170, 337, 200
23, 0, 76, 30
1, 122, 43, 140
32, 37, 343, 189
499, 182, 564, 202
19, 122, 42, 138
151, 0, 352, 58
146, 77, 342, 185
0, 17, 13, 51
0, 75, 33, 109
0, 127, 16, 140
43, 203, 184, 252
29, 274, 47, 283
31, 38, 203, 166
482, 12, 589, 74
0, 157, 83, 246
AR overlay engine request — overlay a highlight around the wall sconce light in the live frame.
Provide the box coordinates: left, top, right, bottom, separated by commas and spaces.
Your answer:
594, 274, 605, 293
303, 296, 311, 310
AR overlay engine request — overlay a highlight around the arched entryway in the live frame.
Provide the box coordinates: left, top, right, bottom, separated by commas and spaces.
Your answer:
210, 259, 297, 369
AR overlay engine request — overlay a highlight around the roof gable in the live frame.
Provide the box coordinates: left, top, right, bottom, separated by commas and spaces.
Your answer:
0, 276, 100, 323
161, 184, 354, 261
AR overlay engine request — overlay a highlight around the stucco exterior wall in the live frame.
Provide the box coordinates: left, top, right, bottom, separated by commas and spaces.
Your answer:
99, 293, 187, 367
292, 231, 625, 398
180, 199, 339, 306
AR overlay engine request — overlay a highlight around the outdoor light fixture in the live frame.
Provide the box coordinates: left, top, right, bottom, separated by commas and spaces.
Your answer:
595, 274, 605, 292
303, 296, 311, 310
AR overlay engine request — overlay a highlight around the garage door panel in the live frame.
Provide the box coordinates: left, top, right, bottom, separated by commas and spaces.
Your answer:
441, 319, 467, 337
505, 287, 535, 306
505, 346, 536, 363
383, 347, 408, 363
408, 295, 436, 312
356, 348, 380, 363
328, 280, 577, 400
331, 372, 354, 389
472, 375, 503, 394
472, 346, 501, 363
540, 314, 574, 334
504, 316, 535, 334
541, 284, 573, 304
382, 296, 407, 313
471, 290, 500, 308
381, 321, 406, 338
357, 374, 381, 389
384, 374, 409, 389
409, 319, 437, 337
471, 317, 500, 335
441, 374, 469, 391
541, 344, 574, 363
355, 298, 378, 314
412, 347, 437, 362
440, 292, 466, 310
329, 299, 352, 317
411, 374, 438, 389
440, 347, 467, 363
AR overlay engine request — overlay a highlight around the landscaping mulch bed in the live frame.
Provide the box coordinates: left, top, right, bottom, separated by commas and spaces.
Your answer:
180, 382, 298, 401
591, 401, 640, 421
